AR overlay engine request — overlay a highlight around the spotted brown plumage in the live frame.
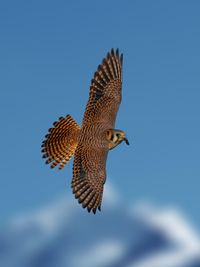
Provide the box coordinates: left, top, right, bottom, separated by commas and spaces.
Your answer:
41, 115, 80, 169
41, 48, 129, 214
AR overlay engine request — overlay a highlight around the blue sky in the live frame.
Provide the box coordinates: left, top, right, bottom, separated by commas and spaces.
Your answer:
0, 0, 200, 227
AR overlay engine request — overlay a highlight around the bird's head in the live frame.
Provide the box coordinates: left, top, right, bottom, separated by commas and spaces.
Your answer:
106, 129, 129, 149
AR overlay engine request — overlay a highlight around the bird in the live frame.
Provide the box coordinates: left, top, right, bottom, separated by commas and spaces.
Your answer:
41, 48, 129, 214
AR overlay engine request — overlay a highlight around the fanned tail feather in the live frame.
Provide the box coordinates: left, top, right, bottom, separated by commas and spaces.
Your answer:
41, 115, 81, 169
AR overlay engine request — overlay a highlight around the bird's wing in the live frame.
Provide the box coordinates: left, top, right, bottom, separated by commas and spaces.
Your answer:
41, 115, 81, 169
82, 48, 123, 129
71, 144, 108, 213
71, 49, 123, 213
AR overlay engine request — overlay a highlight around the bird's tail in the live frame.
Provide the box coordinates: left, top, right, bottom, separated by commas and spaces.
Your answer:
41, 115, 81, 169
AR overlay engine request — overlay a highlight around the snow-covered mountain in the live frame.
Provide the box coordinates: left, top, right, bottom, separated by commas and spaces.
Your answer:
0, 186, 200, 267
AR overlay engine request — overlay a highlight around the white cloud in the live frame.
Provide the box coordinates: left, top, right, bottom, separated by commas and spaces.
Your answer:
3, 185, 200, 267
70, 240, 125, 267
103, 181, 121, 206
131, 204, 200, 267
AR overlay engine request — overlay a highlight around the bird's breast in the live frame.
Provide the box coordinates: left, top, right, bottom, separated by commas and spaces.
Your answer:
78, 122, 109, 148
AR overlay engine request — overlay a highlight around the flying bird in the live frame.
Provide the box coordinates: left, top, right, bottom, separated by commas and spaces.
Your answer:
41, 49, 129, 213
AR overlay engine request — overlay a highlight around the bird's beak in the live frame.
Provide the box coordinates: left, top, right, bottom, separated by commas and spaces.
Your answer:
124, 137, 130, 145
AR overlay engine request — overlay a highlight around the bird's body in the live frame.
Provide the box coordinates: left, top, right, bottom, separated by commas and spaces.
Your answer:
41, 49, 129, 213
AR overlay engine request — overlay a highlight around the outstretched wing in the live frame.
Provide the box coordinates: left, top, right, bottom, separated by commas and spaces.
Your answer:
41, 115, 81, 169
71, 49, 123, 213
82, 48, 123, 128
71, 145, 108, 214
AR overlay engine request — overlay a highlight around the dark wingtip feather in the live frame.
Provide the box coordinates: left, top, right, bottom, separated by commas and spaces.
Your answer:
93, 208, 96, 214
82, 202, 87, 209
116, 48, 119, 56
87, 207, 92, 213
107, 52, 110, 59
120, 53, 123, 66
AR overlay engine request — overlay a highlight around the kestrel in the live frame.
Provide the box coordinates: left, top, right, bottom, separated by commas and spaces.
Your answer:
41, 49, 129, 213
